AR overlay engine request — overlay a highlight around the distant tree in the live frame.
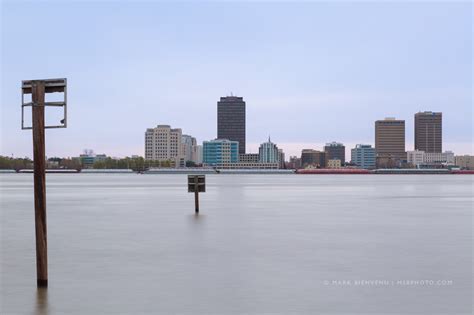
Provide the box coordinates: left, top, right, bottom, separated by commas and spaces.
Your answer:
60, 158, 82, 171
185, 161, 196, 167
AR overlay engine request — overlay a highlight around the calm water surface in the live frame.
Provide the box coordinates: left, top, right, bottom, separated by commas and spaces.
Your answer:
0, 174, 472, 314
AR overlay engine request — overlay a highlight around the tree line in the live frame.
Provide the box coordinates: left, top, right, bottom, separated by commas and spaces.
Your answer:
0, 155, 186, 171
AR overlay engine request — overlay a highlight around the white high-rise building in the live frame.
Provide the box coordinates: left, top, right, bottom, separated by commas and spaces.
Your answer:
259, 137, 279, 163
181, 134, 197, 163
145, 125, 183, 165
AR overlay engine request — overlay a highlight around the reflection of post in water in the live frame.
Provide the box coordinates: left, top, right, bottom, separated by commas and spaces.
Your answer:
35, 287, 49, 315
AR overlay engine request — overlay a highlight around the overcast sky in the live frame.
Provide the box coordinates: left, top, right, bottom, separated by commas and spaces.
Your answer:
1, 1, 472, 158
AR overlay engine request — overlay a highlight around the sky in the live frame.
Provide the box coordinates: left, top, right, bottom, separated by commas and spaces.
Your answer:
1, 1, 472, 159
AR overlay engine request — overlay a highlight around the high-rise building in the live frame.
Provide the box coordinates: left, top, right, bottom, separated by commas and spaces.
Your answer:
181, 134, 197, 163
351, 144, 376, 169
259, 137, 279, 163
324, 142, 345, 163
301, 149, 326, 168
217, 96, 246, 154
415, 111, 442, 153
203, 139, 239, 166
145, 125, 183, 165
278, 149, 285, 169
375, 118, 406, 167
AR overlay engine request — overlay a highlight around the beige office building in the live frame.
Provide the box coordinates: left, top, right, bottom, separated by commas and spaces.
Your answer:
327, 159, 342, 169
375, 118, 406, 167
145, 125, 183, 165
455, 155, 474, 170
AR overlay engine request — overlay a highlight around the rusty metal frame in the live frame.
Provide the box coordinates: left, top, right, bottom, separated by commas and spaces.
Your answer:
21, 78, 67, 130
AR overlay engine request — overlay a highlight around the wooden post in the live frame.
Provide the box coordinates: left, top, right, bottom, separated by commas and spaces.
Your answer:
32, 81, 48, 288
194, 175, 199, 213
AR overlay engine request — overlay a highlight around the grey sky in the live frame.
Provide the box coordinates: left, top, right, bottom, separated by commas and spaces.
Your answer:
1, 1, 472, 158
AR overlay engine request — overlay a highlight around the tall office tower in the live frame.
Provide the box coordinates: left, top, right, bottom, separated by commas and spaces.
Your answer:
217, 96, 246, 154
375, 118, 406, 167
415, 111, 442, 153
145, 125, 183, 165
324, 142, 346, 163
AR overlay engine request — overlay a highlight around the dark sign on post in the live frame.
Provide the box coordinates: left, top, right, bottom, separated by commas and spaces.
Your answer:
188, 175, 205, 213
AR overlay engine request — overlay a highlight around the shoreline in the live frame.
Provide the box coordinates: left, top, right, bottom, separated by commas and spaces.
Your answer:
1, 169, 473, 175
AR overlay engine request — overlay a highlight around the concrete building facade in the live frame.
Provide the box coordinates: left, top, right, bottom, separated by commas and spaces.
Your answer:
415, 111, 442, 153
145, 125, 183, 166
217, 96, 246, 154
375, 118, 406, 167
203, 139, 239, 166
351, 144, 376, 169
327, 159, 342, 169
455, 155, 474, 170
324, 142, 345, 164
407, 150, 454, 166
407, 150, 425, 166
278, 149, 285, 169
424, 151, 454, 164
181, 134, 197, 163
239, 153, 259, 163
214, 162, 279, 169
301, 149, 326, 168
259, 138, 279, 163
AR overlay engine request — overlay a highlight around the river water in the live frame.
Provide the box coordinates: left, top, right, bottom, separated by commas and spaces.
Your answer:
0, 174, 472, 314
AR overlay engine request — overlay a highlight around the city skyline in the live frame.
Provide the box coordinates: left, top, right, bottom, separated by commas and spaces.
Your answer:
1, 2, 472, 158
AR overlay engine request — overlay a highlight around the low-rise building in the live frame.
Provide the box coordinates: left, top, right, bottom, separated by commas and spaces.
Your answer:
424, 151, 454, 164
287, 156, 302, 169
407, 150, 454, 167
239, 153, 259, 163
327, 159, 342, 169
351, 144, 376, 169
79, 152, 107, 168
214, 162, 279, 169
203, 139, 239, 166
455, 155, 474, 170
407, 150, 425, 166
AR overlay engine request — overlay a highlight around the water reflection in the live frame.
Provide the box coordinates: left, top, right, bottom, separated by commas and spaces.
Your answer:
34, 288, 49, 315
